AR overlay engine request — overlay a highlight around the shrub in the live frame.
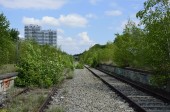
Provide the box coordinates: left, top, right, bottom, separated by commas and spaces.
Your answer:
75, 63, 84, 69
15, 40, 73, 88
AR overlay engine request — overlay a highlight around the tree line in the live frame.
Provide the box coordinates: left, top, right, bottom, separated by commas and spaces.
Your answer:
80, 0, 170, 87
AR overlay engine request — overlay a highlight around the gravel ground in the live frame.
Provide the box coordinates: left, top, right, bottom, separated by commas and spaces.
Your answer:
48, 68, 135, 112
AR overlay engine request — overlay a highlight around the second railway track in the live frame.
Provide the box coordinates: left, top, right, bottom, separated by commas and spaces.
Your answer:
85, 65, 170, 112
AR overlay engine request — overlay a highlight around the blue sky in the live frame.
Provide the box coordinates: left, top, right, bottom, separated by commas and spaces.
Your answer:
0, 0, 144, 54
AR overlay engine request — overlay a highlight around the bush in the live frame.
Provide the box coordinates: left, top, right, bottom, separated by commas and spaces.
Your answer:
15, 40, 73, 88
80, 43, 115, 67
75, 63, 84, 69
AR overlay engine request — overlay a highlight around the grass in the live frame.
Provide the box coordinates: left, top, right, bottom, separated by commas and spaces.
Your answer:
65, 71, 74, 79
75, 62, 84, 69
6, 87, 24, 98
0, 109, 8, 112
3, 88, 49, 112
0, 64, 18, 74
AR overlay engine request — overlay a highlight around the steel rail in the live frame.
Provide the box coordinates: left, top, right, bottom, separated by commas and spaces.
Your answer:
37, 87, 57, 112
97, 66, 170, 102
85, 65, 170, 112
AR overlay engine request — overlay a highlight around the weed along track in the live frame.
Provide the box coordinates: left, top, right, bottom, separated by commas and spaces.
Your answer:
85, 66, 170, 112
38, 87, 58, 112
0, 88, 49, 112
0, 87, 29, 107
37, 70, 73, 112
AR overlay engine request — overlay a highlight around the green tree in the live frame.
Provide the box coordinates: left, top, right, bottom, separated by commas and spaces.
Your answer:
137, 0, 170, 87
114, 20, 145, 68
0, 13, 16, 65
9, 28, 19, 42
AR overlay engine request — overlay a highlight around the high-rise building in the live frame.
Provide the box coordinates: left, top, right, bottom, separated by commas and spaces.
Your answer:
24, 24, 57, 47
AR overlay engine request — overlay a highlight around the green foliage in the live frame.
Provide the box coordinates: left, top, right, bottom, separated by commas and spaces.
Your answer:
80, 43, 115, 67
15, 40, 74, 88
0, 13, 17, 66
114, 20, 145, 68
9, 28, 19, 42
136, 0, 170, 69
75, 63, 84, 69
151, 72, 170, 88
136, 0, 170, 86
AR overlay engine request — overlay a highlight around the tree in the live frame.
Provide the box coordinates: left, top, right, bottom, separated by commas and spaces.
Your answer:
0, 13, 10, 38
136, 0, 170, 87
114, 20, 145, 68
136, 0, 170, 70
0, 13, 15, 65
9, 28, 19, 42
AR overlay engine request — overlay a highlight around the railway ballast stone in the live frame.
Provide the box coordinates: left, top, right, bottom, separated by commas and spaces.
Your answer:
48, 68, 134, 112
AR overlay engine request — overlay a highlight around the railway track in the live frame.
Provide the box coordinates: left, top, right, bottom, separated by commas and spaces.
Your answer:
37, 87, 58, 112
85, 65, 170, 112
37, 69, 70, 112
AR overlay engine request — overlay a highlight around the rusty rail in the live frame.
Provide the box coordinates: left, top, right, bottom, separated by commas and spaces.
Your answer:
38, 87, 58, 112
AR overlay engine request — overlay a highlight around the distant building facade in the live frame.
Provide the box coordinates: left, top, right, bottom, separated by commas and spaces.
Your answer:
24, 25, 57, 47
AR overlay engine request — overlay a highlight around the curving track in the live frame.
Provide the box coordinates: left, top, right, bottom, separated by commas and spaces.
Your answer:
85, 65, 170, 112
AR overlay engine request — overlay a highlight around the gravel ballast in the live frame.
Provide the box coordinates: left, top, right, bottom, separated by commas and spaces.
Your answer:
48, 68, 135, 112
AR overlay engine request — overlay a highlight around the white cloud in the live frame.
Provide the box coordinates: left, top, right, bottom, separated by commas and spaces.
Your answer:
78, 32, 91, 43
89, 0, 101, 5
105, 10, 122, 16
0, 0, 67, 9
22, 14, 88, 27
23, 17, 41, 25
42, 16, 60, 26
59, 14, 88, 27
58, 32, 95, 54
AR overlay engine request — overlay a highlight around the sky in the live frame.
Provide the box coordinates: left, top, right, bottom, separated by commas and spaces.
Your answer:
0, 0, 145, 55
